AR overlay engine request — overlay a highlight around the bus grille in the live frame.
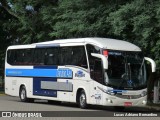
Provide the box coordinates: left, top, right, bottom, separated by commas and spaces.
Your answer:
115, 94, 143, 99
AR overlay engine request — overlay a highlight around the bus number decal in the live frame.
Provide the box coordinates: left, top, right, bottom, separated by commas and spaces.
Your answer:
57, 69, 72, 78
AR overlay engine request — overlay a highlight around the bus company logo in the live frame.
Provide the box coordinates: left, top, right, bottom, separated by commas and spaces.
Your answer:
127, 80, 133, 86
75, 70, 85, 77
95, 94, 101, 100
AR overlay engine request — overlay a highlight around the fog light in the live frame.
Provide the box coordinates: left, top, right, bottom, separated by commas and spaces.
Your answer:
142, 100, 147, 104
106, 99, 112, 103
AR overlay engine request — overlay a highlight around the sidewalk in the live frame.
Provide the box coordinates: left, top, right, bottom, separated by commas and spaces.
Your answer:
145, 103, 160, 110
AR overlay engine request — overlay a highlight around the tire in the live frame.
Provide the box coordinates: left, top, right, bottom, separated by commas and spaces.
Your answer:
19, 86, 28, 102
78, 90, 87, 109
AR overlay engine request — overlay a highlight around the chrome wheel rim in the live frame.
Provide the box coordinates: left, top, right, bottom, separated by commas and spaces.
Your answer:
80, 94, 86, 106
21, 89, 26, 100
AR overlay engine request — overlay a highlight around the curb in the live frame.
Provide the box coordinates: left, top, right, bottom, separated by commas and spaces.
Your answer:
145, 105, 160, 111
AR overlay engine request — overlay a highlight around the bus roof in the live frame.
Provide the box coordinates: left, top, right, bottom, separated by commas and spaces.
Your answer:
8, 37, 141, 51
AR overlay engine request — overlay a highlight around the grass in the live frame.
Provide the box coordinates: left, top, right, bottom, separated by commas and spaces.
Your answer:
0, 77, 4, 94
0, 90, 4, 94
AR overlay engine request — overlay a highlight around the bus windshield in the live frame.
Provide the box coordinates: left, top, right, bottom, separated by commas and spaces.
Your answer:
106, 50, 147, 90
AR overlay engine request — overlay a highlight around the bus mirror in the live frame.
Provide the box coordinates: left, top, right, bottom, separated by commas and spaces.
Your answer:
91, 53, 108, 69
144, 57, 156, 72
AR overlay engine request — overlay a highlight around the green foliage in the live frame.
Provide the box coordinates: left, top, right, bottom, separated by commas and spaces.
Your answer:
108, 0, 160, 72
0, 7, 13, 75
0, 0, 160, 74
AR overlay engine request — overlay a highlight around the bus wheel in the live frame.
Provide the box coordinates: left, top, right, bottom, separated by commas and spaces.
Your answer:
79, 90, 87, 109
19, 86, 28, 102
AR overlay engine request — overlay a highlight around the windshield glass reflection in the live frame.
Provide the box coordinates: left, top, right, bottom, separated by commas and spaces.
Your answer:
106, 50, 147, 90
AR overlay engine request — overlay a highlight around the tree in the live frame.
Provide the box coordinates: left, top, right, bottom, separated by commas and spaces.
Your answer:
0, 3, 13, 76
0, 0, 160, 101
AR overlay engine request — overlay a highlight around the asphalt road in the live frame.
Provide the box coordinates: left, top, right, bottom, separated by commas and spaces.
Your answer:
0, 94, 160, 120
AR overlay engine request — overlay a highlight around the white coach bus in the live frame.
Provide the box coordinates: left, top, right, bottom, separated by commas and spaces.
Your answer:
5, 38, 156, 108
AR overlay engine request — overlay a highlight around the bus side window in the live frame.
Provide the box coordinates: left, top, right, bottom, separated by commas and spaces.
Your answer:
59, 47, 72, 65
23, 49, 34, 65
7, 49, 34, 65
45, 48, 59, 65
90, 59, 103, 83
13, 50, 24, 65
59, 46, 88, 69
33, 48, 46, 65
71, 46, 88, 69
7, 50, 15, 65
86, 44, 103, 83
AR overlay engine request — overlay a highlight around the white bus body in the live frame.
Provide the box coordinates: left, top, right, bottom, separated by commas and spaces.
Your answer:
5, 38, 156, 108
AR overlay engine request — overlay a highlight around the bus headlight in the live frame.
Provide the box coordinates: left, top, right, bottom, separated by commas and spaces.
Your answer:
142, 100, 147, 104
141, 91, 147, 97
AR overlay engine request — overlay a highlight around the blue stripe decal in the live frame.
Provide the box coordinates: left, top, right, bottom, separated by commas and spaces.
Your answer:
6, 68, 73, 78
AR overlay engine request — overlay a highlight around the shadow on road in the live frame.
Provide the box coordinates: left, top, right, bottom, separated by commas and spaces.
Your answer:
2, 95, 160, 112
29, 99, 160, 112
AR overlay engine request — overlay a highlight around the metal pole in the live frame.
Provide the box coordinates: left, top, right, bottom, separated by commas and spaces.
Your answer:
153, 80, 159, 103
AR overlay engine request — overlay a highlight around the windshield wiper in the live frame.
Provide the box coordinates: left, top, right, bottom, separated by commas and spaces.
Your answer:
128, 63, 131, 81
118, 62, 135, 89
127, 63, 135, 87
118, 64, 128, 89
117, 73, 128, 89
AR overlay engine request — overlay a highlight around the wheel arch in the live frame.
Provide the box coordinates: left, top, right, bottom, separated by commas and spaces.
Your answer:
76, 87, 88, 104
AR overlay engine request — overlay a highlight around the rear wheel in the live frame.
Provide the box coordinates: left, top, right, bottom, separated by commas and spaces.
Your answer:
19, 86, 28, 102
78, 90, 87, 109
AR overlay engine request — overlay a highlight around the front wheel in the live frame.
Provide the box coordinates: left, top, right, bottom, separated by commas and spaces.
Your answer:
79, 90, 87, 109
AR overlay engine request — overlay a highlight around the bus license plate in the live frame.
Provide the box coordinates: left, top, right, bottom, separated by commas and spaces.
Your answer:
124, 102, 132, 106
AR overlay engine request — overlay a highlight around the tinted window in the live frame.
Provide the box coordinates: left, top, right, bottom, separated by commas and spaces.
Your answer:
7, 49, 34, 65
7, 50, 16, 65
86, 44, 103, 83
45, 48, 59, 65
22, 49, 34, 65
59, 47, 72, 65
33, 48, 46, 65
59, 46, 88, 68
86, 44, 101, 70
107, 50, 147, 89
14, 49, 25, 65
7, 46, 87, 68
